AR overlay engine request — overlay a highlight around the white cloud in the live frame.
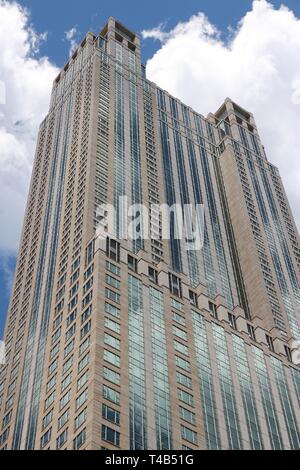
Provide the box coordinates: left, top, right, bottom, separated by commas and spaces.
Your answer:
0, 0, 58, 255
141, 22, 168, 42
65, 27, 79, 57
142, 0, 300, 230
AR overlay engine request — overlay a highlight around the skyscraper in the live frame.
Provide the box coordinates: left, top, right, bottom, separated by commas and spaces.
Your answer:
0, 17, 299, 450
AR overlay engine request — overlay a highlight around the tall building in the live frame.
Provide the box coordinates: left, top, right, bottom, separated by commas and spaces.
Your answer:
0, 17, 300, 451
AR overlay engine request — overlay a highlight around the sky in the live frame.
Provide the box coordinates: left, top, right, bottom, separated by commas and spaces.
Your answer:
0, 0, 300, 337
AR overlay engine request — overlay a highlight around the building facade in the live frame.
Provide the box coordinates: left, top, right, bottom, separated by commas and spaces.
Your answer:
0, 17, 299, 450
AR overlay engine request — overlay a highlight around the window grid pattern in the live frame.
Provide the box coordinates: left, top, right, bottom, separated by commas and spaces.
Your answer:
212, 324, 242, 449
252, 346, 283, 449
192, 311, 220, 449
270, 357, 300, 449
128, 275, 147, 449
232, 335, 263, 449
149, 287, 172, 449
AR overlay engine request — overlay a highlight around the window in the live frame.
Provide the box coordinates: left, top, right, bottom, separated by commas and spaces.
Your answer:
284, 345, 292, 363
175, 356, 190, 372
173, 312, 186, 326
60, 391, 71, 410
84, 264, 94, 281
58, 410, 69, 430
104, 349, 120, 367
169, 273, 182, 297
52, 327, 61, 345
174, 341, 189, 356
55, 301, 64, 316
181, 425, 198, 445
65, 324, 76, 342
45, 391, 55, 410
106, 238, 120, 262
106, 261, 120, 276
103, 385, 120, 405
42, 410, 53, 430
56, 428, 68, 449
71, 269, 80, 285
189, 290, 198, 307
48, 359, 58, 376
102, 404, 120, 425
77, 371, 89, 391
7, 380, 16, 396
85, 239, 94, 266
70, 282, 79, 299
105, 302, 120, 318
68, 295, 78, 312
46, 375, 57, 393
106, 274, 120, 290
177, 389, 194, 407
81, 305, 92, 324
53, 313, 63, 330
73, 429, 86, 450
41, 428, 52, 448
67, 310, 77, 327
5, 394, 14, 412
61, 373, 72, 392
105, 318, 120, 335
180, 407, 196, 425
76, 389, 88, 410
50, 343, 60, 360
176, 372, 192, 389
82, 292, 92, 309
78, 354, 90, 373
128, 255, 138, 273
63, 356, 73, 374
228, 313, 237, 330
2, 411, 12, 429
266, 334, 275, 352
171, 298, 184, 311
101, 425, 120, 447
105, 288, 120, 304
79, 337, 90, 356
72, 257, 80, 273
64, 340, 75, 358
104, 334, 120, 351
103, 367, 120, 385
173, 326, 187, 341
80, 320, 91, 340
247, 323, 256, 341
75, 409, 87, 430
148, 267, 158, 284
208, 302, 217, 319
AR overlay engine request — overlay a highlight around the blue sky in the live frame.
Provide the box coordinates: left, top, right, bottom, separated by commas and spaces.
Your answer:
1, 0, 300, 338
12, 0, 300, 66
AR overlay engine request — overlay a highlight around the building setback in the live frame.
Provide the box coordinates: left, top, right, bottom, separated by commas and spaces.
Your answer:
0, 17, 299, 450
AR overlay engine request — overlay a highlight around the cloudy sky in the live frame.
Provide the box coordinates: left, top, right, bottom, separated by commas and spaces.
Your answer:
0, 0, 299, 336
